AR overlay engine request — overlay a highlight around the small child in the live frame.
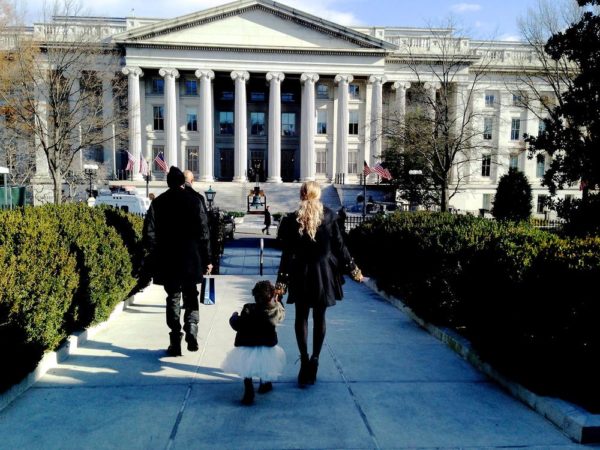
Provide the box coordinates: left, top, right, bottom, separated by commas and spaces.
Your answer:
222, 280, 286, 405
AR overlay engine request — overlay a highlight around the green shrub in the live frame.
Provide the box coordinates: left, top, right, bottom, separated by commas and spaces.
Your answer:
55, 204, 135, 327
492, 168, 532, 221
348, 212, 600, 411
0, 207, 79, 391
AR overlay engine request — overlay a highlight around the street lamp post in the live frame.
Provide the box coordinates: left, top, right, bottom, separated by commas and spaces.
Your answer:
204, 185, 216, 211
0, 166, 9, 209
83, 164, 98, 202
145, 159, 151, 198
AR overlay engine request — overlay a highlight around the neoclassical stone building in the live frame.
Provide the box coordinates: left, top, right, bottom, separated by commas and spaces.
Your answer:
9, 0, 582, 212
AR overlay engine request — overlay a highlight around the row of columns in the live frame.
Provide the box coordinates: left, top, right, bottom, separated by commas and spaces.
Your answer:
122, 66, 416, 183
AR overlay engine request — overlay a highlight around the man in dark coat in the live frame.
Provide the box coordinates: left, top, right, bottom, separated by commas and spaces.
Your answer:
142, 166, 212, 356
262, 206, 272, 235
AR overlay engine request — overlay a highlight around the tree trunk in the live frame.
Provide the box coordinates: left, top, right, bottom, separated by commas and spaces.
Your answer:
440, 179, 450, 212
51, 169, 62, 204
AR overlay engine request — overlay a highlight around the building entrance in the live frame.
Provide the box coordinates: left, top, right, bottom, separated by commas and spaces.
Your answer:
248, 150, 266, 183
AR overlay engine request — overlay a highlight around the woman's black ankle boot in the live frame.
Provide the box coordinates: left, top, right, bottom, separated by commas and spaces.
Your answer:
298, 355, 310, 387
241, 378, 254, 405
307, 356, 319, 385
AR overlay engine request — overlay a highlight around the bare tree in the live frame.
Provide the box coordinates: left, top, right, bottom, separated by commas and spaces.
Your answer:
382, 20, 495, 212
0, 0, 126, 204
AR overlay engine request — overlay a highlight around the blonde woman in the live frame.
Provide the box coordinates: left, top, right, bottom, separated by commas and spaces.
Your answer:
276, 181, 363, 387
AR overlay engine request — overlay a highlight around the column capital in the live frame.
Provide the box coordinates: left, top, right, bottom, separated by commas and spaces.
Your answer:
266, 72, 285, 83
335, 74, 354, 84
159, 68, 180, 79
368, 75, 388, 85
230, 70, 250, 82
393, 81, 411, 90
424, 81, 441, 90
195, 69, 215, 80
300, 73, 319, 84
122, 66, 143, 78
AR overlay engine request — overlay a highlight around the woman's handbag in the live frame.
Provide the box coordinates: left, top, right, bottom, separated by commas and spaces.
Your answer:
200, 276, 216, 305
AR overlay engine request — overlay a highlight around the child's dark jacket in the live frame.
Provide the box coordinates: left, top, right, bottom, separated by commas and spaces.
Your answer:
229, 302, 285, 347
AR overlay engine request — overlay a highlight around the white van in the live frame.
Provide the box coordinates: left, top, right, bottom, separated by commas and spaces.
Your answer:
94, 191, 151, 215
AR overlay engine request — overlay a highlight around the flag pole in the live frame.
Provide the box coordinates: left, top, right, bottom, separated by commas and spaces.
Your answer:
362, 169, 367, 220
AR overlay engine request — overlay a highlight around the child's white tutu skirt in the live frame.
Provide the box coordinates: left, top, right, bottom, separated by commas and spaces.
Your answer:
222, 345, 286, 380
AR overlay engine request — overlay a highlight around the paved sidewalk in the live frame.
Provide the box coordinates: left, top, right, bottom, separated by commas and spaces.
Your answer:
0, 233, 593, 449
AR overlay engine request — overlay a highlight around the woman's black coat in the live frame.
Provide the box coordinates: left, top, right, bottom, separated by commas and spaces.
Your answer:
276, 207, 356, 308
142, 187, 211, 285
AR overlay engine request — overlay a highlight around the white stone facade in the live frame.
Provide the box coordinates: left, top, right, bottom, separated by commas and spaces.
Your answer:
8, 0, 581, 213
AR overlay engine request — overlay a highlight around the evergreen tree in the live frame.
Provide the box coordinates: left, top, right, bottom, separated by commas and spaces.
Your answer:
492, 168, 533, 222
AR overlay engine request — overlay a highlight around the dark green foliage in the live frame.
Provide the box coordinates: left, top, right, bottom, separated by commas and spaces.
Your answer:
0, 204, 142, 393
348, 212, 600, 412
556, 193, 600, 237
492, 169, 532, 222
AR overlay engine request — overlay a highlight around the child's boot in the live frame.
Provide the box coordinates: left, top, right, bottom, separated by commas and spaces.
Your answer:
258, 380, 273, 394
241, 378, 254, 405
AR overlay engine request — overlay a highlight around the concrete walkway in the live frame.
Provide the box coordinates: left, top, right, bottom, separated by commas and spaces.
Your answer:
0, 229, 593, 449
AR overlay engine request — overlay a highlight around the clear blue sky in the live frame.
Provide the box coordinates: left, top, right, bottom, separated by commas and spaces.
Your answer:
23, 0, 543, 41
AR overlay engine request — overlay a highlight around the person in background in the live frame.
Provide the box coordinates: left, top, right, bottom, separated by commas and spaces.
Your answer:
262, 205, 272, 235
142, 166, 212, 356
276, 181, 363, 387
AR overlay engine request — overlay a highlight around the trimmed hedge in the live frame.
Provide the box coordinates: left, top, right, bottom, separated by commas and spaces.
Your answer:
348, 212, 600, 412
0, 204, 141, 393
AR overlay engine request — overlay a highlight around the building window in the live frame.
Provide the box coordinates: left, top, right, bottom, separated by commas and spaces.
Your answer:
483, 117, 493, 140
220, 91, 234, 101
512, 93, 523, 106
250, 112, 265, 136
349, 84, 360, 99
482, 193, 493, 211
484, 92, 495, 107
282, 92, 295, 103
219, 111, 234, 135
250, 91, 265, 102
316, 83, 329, 99
183, 79, 197, 96
538, 119, 546, 135
349, 110, 359, 135
152, 145, 165, 172
536, 154, 545, 178
348, 151, 358, 174
316, 150, 327, 174
153, 106, 164, 131
282, 113, 296, 136
537, 194, 548, 214
186, 108, 198, 132
151, 78, 164, 95
317, 110, 327, 134
481, 154, 491, 177
186, 146, 199, 173
509, 154, 519, 170
510, 118, 521, 140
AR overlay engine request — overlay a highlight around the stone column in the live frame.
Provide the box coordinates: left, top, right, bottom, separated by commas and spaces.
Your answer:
335, 74, 353, 179
231, 71, 250, 182
369, 75, 387, 165
159, 68, 180, 169
392, 81, 411, 126
266, 72, 285, 183
122, 66, 144, 180
102, 78, 116, 179
195, 70, 215, 182
424, 81, 440, 121
300, 73, 319, 181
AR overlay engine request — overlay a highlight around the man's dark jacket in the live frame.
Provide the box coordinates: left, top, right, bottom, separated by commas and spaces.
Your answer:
143, 187, 211, 285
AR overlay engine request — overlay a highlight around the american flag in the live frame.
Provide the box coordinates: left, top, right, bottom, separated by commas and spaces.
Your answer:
140, 156, 149, 177
373, 163, 393, 180
154, 151, 168, 173
363, 160, 375, 177
125, 151, 135, 171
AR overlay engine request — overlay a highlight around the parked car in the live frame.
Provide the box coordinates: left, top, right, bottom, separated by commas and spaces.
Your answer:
94, 191, 150, 215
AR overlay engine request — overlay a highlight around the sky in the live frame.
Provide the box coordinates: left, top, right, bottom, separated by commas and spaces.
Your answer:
19, 0, 545, 41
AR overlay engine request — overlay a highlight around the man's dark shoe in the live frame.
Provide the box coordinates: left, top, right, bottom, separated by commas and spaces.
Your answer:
186, 334, 199, 352
167, 332, 183, 357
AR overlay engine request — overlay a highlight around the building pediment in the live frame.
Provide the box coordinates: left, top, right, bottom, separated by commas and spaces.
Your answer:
113, 0, 394, 54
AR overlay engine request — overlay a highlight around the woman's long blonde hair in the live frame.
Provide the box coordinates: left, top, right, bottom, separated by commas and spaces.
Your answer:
297, 181, 324, 241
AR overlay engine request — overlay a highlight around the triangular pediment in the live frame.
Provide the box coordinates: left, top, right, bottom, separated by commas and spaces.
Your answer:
114, 0, 394, 52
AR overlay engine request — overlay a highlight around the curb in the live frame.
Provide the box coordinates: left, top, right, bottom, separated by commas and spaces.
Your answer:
364, 278, 600, 444
0, 293, 139, 413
